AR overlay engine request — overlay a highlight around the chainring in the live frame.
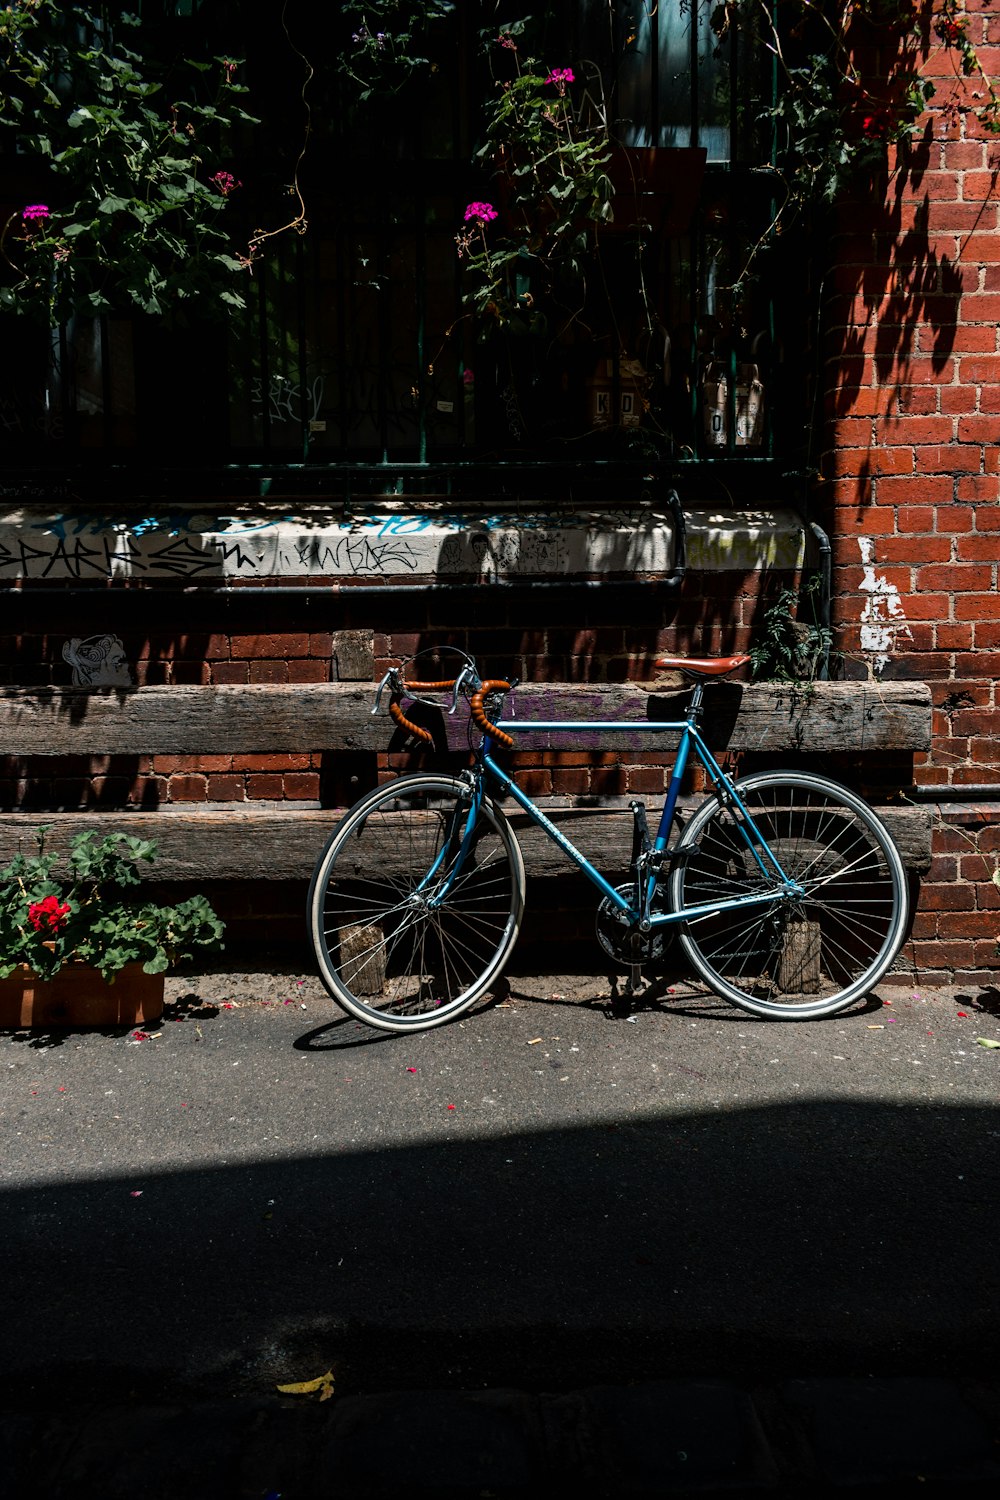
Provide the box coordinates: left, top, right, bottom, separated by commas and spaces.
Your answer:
595, 882, 673, 968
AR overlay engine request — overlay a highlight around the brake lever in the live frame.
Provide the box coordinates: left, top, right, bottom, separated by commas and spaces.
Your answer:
371, 667, 403, 715
450, 664, 478, 713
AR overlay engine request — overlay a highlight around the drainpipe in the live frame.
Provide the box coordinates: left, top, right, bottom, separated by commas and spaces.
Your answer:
807, 517, 832, 681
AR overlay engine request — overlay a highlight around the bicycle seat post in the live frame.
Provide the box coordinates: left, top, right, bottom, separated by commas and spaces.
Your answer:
685, 678, 706, 723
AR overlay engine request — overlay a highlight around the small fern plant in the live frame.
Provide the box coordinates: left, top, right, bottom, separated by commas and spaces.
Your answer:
749, 574, 833, 683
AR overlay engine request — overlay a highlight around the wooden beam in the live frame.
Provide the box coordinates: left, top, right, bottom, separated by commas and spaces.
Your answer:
0, 800, 934, 878
0, 680, 932, 756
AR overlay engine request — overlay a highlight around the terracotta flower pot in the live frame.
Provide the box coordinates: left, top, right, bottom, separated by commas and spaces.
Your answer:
0, 960, 165, 1028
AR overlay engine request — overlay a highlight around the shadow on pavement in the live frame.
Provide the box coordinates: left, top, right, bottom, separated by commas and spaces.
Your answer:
2, 1096, 997, 1402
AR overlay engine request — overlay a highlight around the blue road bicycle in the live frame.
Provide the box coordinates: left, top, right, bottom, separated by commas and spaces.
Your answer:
308, 649, 909, 1033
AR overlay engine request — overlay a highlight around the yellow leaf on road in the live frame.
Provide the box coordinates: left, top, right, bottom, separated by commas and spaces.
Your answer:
276, 1369, 335, 1400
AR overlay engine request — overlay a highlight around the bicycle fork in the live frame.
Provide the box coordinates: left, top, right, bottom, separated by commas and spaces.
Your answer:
417, 773, 483, 909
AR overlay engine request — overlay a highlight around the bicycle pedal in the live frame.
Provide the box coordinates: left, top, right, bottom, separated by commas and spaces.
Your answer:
625, 964, 644, 994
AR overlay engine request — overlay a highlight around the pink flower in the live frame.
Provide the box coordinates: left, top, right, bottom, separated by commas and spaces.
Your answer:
22, 204, 50, 222
210, 170, 241, 196
27, 895, 70, 934
464, 201, 498, 224
545, 67, 575, 95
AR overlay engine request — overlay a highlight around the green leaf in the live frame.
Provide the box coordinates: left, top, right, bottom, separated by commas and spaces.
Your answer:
97, 195, 131, 215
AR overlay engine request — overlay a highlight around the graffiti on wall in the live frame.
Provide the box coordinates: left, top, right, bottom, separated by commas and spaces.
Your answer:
0, 506, 683, 582
63, 633, 133, 686
0, 504, 809, 581
251, 375, 325, 428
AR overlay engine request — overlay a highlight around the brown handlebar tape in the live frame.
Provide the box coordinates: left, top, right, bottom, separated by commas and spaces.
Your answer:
389, 699, 433, 745
469, 681, 514, 749
388, 680, 457, 746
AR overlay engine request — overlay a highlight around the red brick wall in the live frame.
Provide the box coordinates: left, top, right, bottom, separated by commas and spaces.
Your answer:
824, 0, 1000, 978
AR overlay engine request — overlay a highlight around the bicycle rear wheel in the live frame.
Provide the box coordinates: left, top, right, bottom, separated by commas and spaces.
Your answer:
670, 772, 908, 1019
308, 773, 525, 1032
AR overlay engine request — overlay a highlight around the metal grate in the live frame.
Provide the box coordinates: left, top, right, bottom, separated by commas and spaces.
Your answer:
0, 2, 808, 476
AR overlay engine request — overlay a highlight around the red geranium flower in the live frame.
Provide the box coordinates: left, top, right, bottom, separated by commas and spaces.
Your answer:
27, 895, 71, 934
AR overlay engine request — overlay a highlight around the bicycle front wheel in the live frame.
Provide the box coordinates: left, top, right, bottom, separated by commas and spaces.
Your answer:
308, 774, 525, 1032
670, 772, 908, 1019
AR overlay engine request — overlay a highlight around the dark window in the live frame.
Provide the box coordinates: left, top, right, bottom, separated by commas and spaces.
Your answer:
0, 2, 815, 477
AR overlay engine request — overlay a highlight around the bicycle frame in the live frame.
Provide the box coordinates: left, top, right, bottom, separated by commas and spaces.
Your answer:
463, 710, 802, 931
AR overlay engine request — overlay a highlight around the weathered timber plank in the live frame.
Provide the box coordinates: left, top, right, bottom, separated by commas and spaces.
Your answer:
0, 680, 931, 755
0, 810, 344, 881
0, 801, 933, 877
504, 681, 932, 753
694, 681, 933, 755
0, 684, 376, 756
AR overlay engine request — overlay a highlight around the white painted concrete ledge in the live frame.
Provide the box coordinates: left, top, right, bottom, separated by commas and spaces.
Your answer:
0, 505, 808, 583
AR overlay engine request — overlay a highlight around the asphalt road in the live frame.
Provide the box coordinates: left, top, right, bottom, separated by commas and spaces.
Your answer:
2, 962, 999, 1404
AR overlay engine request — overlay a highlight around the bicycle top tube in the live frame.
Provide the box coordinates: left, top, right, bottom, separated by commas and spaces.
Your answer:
494, 718, 691, 733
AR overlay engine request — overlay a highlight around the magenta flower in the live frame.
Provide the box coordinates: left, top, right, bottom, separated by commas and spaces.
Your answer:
22, 204, 50, 222
464, 201, 498, 224
209, 170, 241, 196
545, 67, 575, 94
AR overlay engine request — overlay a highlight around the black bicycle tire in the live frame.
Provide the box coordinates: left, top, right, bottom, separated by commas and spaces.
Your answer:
669, 770, 909, 1019
307, 773, 526, 1032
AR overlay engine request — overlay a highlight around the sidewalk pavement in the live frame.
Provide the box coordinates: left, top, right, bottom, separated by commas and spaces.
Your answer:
5, 1375, 1000, 1497
3, 964, 1000, 1496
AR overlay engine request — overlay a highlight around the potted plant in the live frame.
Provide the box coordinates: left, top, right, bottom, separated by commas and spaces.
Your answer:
0, 827, 224, 1028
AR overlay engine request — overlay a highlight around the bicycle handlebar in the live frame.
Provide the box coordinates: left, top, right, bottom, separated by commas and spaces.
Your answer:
382, 674, 515, 749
